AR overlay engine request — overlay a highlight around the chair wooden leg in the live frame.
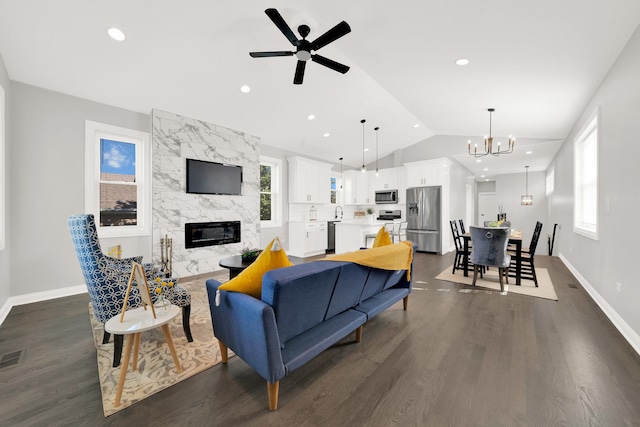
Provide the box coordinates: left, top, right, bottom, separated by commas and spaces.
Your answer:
267, 381, 280, 411
472, 265, 479, 286
355, 325, 363, 343
113, 334, 124, 367
219, 341, 228, 364
531, 260, 538, 287
182, 305, 193, 342
403, 295, 409, 311
499, 268, 505, 293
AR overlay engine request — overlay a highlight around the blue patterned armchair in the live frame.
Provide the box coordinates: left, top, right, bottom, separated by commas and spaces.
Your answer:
68, 214, 192, 366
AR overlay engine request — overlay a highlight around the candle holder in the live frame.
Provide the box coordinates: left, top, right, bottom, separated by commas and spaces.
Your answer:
160, 235, 173, 278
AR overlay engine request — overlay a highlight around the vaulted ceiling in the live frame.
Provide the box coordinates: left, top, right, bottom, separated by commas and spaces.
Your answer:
1, 0, 639, 179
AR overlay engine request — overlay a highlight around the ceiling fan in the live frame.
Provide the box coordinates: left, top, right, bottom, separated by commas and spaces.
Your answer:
249, 8, 351, 85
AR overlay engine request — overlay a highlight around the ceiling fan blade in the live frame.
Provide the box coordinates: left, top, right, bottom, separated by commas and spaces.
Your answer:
293, 60, 306, 85
249, 51, 295, 58
265, 8, 299, 47
311, 54, 350, 74
310, 21, 351, 51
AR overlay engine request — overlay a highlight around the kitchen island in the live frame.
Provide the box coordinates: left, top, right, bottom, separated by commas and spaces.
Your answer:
334, 220, 392, 254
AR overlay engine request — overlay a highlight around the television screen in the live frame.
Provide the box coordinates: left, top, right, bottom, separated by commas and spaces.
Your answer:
186, 159, 243, 195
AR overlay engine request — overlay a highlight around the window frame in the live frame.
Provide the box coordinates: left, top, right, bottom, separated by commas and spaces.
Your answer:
260, 156, 282, 228
545, 167, 555, 196
0, 84, 5, 250
573, 108, 599, 240
85, 120, 151, 238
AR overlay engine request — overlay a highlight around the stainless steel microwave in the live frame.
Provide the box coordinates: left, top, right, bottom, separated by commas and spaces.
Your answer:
375, 189, 398, 204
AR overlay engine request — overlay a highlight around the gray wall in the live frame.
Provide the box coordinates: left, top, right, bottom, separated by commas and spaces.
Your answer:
10, 82, 150, 295
0, 54, 10, 309
495, 170, 547, 255
549, 24, 640, 339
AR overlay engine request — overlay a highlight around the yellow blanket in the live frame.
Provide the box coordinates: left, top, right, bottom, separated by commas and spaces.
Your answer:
322, 241, 414, 280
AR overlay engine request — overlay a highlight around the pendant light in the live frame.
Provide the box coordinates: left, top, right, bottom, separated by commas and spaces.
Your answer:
360, 119, 366, 173
375, 126, 380, 176
521, 165, 533, 205
339, 157, 343, 191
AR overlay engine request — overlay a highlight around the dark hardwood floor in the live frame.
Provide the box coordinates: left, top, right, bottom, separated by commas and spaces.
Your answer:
2, 252, 640, 426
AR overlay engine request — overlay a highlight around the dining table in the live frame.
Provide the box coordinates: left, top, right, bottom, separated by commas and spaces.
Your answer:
461, 229, 523, 286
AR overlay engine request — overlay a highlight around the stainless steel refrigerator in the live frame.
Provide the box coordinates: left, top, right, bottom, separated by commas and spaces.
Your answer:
406, 186, 442, 253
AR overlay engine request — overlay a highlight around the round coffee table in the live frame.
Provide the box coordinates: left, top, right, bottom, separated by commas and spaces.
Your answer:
218, 254, 305, 279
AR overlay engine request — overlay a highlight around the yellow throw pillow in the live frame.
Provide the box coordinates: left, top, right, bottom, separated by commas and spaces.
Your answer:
218, 238, 293, 298
372, 226, 393, 247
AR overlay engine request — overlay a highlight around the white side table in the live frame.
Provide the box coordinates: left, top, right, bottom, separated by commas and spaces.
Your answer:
105, 304, 183, 407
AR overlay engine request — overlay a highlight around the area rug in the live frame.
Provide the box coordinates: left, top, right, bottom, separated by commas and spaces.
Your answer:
89, 277, 228, 416
435, 266, 558, 300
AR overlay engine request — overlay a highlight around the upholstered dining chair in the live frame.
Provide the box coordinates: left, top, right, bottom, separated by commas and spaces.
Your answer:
469, 226, 511, 293
68, 214, 193, 367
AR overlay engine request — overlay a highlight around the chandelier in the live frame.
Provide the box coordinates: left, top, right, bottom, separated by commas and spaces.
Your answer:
521, 166, 533, 206
468, 108, 515, 157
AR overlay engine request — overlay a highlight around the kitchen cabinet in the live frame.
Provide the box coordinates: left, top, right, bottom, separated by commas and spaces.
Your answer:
288, 157, 332, 203
374, 168, 398, 190
405, 159, 452, 188
288, 221, 328, 257
343, 170, 373, 205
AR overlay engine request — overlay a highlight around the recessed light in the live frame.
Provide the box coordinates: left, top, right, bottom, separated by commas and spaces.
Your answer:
307, 114, 315, 120
484, 168, 488, 171
481, 175, 485, 178
455, 58, 470, 66
323, 133, 330, 137
240, 85, 251, 93
526, 150, 533, 154
413, 123, 420, 128
364, 148, 369, 152
107, 27, 126, 41
476, 159, 481, 163
485, 178, 489, 181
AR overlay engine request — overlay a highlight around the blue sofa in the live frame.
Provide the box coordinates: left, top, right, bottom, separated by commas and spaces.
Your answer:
205, 250, 414, 410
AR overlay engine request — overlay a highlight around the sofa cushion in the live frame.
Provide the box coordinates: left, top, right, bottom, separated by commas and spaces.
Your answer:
325, 263, 370, 319
263, 262, 342, 346
360, 268, 392, 301
355, 288, 410, 319
218, 238, 293, 298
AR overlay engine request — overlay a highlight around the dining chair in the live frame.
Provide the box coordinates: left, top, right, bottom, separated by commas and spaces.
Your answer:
510, 221, 542, 286
392, 221, 407, 243
469, 226, 511, 293
450, 220, 472, 274
365, 222, 396, 247
68, 214, 193, 367
458, 219, 466, 234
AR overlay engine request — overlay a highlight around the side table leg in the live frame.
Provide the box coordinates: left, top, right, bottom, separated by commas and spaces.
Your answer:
132, 333, 142, 371
114, 334, 134, 407
161, 324, 183, 373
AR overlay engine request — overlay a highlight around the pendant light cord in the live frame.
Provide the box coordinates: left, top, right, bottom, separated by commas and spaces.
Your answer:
361, 119, 366, 172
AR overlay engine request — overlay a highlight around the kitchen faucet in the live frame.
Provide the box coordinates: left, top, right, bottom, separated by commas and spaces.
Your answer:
335, 206, 343, 220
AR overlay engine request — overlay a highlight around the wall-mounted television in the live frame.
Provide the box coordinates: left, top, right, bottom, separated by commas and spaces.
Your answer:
186, 158, 243, 195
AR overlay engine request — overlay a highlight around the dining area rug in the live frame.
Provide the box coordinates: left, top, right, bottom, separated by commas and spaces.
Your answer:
88, 277, 228, 416
435, 266, 558, 300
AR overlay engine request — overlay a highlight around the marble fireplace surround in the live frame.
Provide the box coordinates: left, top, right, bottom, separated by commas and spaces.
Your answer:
151, 109, 260, 278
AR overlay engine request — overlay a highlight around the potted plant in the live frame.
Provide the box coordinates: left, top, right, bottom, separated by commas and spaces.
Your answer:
241, 247, 262, 262
497, 203, 506, 221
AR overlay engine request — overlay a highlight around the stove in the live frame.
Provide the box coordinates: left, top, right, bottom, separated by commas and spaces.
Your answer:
376, 209, 401, 221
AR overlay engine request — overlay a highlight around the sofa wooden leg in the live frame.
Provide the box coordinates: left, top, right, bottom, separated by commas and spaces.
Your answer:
219, 341, 228, 364
403, 296, 409, 311
355, 325, 363, 343
267, 381, 279, 411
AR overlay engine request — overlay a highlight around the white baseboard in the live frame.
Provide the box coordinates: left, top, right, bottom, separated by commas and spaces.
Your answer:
559, 252, 640, 356
0, 285, 87, 326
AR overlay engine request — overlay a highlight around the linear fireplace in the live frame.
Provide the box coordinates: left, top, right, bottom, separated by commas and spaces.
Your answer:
185, 221, 241, 249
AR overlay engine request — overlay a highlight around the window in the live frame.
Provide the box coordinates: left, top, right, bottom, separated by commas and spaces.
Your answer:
574, 108, 598, 240
85, 121, 151, 237
546, 167, 555, 196
260, 156, 282, 227
0, 84, 5, 250
330, 176, 337, 204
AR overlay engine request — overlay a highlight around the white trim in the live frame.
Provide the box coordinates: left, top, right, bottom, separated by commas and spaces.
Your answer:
85, 120, 151, 238
573, 107, 599, 240
0, 285, 88, 326
0, 84, 5, 250
559, 252, 640, 356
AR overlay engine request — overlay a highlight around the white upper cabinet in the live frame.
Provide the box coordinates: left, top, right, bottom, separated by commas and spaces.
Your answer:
374, 168, 398, 190
405, 159, 452, 187
344, 170, 374, 205
288, 157, 332, 203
